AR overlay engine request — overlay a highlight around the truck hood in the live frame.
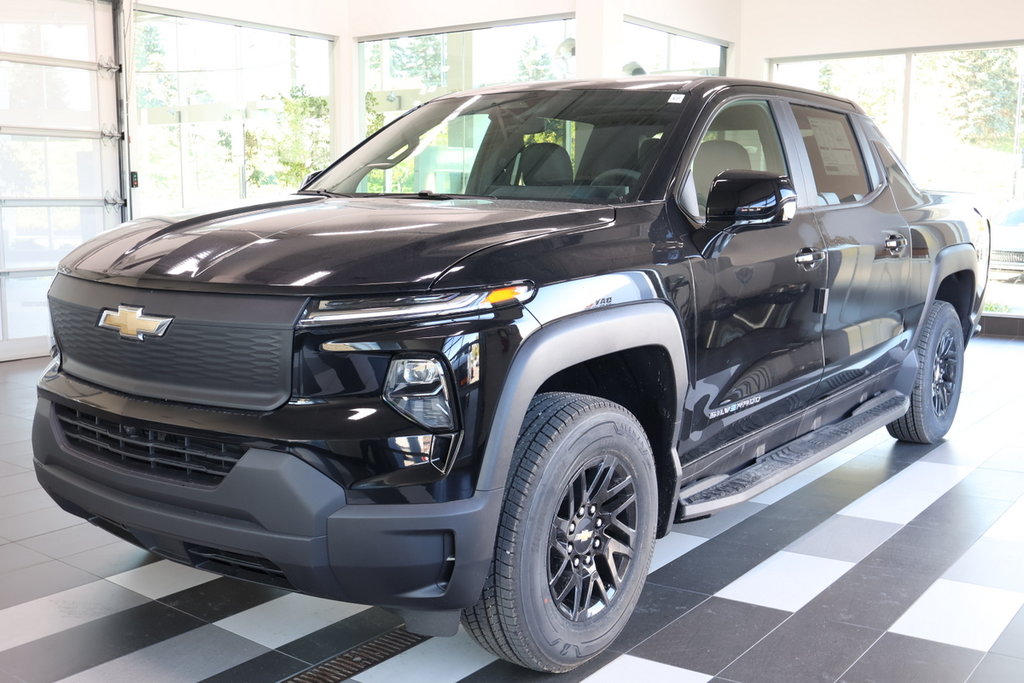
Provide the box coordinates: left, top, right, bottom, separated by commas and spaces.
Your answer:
60, 195, 614, 293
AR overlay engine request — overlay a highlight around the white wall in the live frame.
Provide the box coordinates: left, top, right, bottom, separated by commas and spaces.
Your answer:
736, 0, 1024, 78
135, 0, 343, 37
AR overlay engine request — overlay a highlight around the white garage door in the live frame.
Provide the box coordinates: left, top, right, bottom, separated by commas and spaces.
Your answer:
0, 0, 124, 361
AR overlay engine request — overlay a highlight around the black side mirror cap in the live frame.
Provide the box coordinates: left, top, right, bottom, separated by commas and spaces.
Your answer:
303, 170, 323, 187
705, 170, 797, 232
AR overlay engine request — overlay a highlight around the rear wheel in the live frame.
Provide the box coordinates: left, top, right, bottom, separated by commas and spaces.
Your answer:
463, 392, 657, 672
887, 300, 965, 443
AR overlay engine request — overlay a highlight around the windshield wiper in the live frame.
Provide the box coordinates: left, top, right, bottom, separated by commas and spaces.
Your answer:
374, 191, 494, 200
296, 189, 352, 198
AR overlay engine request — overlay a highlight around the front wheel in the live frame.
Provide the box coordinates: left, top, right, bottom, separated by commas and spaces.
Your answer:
887, 300, 965, 443
463, 392, 657, 672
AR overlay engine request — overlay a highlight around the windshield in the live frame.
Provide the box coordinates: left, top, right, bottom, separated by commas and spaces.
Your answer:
308, 89, 685, 203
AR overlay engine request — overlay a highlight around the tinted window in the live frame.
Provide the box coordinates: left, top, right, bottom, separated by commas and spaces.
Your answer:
680, 99, 789, 218
313, 89, 684, 203
790, 104, 870, 205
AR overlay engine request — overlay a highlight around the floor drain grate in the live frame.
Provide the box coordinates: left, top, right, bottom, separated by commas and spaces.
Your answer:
286, 627, 429, 682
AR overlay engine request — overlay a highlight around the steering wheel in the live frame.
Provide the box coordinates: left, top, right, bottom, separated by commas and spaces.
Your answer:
590, 168, 642, 186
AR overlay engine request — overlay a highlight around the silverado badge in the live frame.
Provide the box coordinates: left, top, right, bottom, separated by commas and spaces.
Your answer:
97, 305, 173, 340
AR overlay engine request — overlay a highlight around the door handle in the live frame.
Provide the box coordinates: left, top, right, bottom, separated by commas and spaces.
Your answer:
885, 234, 908, 255
794, 248, 825, 270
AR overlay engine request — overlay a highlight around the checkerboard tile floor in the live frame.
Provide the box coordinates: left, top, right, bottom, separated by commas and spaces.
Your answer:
1, 336, 1022, 682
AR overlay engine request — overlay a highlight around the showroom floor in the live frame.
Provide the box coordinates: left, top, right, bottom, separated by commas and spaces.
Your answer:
1, 337, 1023, 683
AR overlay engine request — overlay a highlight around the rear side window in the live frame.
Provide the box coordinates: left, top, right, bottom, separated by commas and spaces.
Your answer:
790, 104, 870, 206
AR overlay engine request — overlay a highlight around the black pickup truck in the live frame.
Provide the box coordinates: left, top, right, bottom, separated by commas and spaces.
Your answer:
32, 76, 988, 672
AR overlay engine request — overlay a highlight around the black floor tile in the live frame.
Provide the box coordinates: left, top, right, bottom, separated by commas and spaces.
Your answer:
610, 583, 707, 652
629, 597, 789, 675
906, 489, 1014, 537
159, 576, 287, 623
200, 650, 308, 683
0, 559, 95, 610
457, 648, 619, 682
277, 606, 404, 664
864, 523, 979, 576
721, 611, 882, 683
839, 633, 983, 683
647, 539, 772, 595
801, 558, 939, 631
0, 601, 203, 682
967, 653, 1024, 682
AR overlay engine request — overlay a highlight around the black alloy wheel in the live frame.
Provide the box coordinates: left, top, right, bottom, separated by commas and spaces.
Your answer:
462, 392, 657, 673
548, 455, 638, 621
887, 300, 965, 443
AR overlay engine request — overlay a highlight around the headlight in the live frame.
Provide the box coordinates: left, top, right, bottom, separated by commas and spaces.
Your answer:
297, 284, 534, 327
383, 357, 455, 430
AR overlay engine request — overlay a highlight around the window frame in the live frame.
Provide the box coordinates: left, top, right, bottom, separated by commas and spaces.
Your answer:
674, 95, 794, 222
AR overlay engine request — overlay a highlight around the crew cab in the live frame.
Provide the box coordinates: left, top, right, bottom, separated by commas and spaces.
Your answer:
32, 76, 988, 672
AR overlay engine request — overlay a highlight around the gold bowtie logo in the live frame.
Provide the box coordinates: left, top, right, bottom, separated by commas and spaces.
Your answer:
97, 305, 173, 340
575, 528, 594, 544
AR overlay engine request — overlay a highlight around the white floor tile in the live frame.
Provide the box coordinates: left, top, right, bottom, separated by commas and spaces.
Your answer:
649, 532, 706, 572
943, 536, 1024, 592
0, 580, 147, 651
838, 461, 973, 524
214, 592, 368, 649
985, 497, 1024, 543
786, 514, 901, 563
106, 559, 216, 599
715, 550, 853, 612
353, 628, 496, 683
889, 579, 1024, 651
581, 654, 711, 682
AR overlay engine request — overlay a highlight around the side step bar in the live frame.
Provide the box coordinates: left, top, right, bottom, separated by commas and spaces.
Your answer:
677, 390, 909, 520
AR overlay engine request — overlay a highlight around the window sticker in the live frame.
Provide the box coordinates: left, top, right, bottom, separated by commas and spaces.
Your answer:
808, 116, 858, 176
668, 93, 685, 103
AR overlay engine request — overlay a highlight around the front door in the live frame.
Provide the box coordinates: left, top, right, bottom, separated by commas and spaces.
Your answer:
680, 98, 827, 463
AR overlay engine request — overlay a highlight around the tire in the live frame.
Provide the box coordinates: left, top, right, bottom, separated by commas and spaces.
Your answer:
462, 392, 657, 672
887, 301, 965, 444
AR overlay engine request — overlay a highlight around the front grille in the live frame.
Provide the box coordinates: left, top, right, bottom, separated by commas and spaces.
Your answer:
47, 275, 304, 411
55, 404, 245, 486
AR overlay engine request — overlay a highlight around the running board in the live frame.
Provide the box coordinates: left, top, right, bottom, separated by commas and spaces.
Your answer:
677, 390, 909, 520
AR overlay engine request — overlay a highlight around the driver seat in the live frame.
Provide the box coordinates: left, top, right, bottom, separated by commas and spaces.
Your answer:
517, 142, 574, 186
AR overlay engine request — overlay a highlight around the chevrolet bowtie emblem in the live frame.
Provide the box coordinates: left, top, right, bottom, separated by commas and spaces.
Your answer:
575, 528, 594, 544
97, 305, 173, 340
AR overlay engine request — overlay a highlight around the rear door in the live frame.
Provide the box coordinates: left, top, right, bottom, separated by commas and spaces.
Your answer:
784, 103, 912, 400
681, 97, 826, 463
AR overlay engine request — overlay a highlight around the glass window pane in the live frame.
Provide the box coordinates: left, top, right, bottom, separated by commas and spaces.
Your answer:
3, 273, 52, 339
0, 135, 104, 198
0, 0, 95, 62
131, 12, 332, 215
0, 62, 100, 130
623, 23, 723, 77
1, 206, 105, 269
774, 55, 905, 151
360, 19, 575, 138
791, 104, 871, 205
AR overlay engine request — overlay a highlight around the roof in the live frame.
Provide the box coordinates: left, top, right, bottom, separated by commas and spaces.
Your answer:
434, 75, 861, 112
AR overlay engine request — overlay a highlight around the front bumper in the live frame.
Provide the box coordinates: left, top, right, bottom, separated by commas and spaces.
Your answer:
32, 393, 502, 612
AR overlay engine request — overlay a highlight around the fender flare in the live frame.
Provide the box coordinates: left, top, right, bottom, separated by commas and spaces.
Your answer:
475, 300, 688, 502
915, 242, 980, 348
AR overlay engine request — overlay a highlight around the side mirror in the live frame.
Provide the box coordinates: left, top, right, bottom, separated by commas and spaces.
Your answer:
302, 170, 323, 187
705, 170, 797, 232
